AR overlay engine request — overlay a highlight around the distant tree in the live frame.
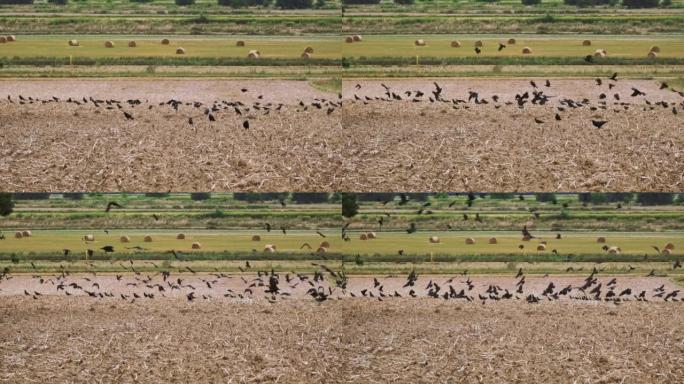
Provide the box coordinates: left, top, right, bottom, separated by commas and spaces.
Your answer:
12, 193, 50, 200
604, 193, 633, 203
47, 0, 68, 4
290, 193, 329, 204
276, 0, 312, 8
0, 0, 35, 3
233, 193, 285, 202
394, 0, 414, 4
144, 193, 170, 198
175, 0, 195, 5
622, 0, 659, 7
356, 193, 396, 202
407, 193, 431, 202
535, 193, 557, 204
0, 193, 13, 217
190, 192, 211, 201
315, 0, 326, 7
341, 0, 380, 3
341, 193, 359, 218
488, 193, 515, 200
521, 0, 541, 5
636, 193, 674, 205
62, 193, 84, 200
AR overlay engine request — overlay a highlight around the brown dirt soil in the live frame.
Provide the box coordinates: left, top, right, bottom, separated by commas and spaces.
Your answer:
1, 295, 683, 383
339, 79, 684, 191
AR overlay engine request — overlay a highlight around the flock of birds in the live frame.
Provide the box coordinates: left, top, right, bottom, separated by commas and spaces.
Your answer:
4, 87, 342, 128
1, 260, 681, 305
350, 74, 683, 127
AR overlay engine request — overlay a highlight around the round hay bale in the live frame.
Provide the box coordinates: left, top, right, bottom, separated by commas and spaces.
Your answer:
353, 35, 362, 42
161, 38, 170, 45
465, 237, 475, 245
582, 40, 592, 46
597, 237, 606, 243
522, 47, 533, 55
236, 40, 245, 47
176, 47, 185, 55
649, 45, 660, 53
251, 235, 261, 241
0, 37, 6, 44
247, 50, 260, 59
359, 233, 368, 240
429, 236, 440, 244
7, 35, 16, 42
120, 235, 131, 243
22, 230, 32, 237
366, 232, 377, 239
144, 235, 153, 242
264, 245, 276, 252
647, 51, 658, 58
128, 41, 137, 48
301, 52, 312, 59
14, 231, 23, 239
319, 241, 330, 248
507, 38, 516, 44
304, 46, 314, 54
191, 242, 201, 250
607, 246, 621, 255
345, 36, 354, 43
664, 243, 675, 251
474, 40, 483, 47
414, 39, 426, 47
84, 234, 95, 242
594, 49, 606, 58
662, 249, 671, 256
450, 40, 461, 48
488, 237, 497, 244
68, 39, 79, 47
104, 40, 115, 48
176, 233, 186, 240
537, 244, 547, 251
316, 247, 327, 253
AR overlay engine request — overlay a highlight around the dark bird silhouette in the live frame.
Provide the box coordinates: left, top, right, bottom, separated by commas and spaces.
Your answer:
105, 201, 122, 212
592, 120, 608, 129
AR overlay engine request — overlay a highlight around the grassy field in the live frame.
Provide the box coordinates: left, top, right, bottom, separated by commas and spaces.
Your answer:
342, 34, 684, 59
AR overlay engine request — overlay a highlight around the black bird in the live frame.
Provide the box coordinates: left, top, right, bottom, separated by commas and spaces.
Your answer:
105, 201, 122, 212
592, 120, 608, 129
406, 223, 417, 234
243, 120, 250, 129
100, 246, 114, 253
123, 111, 134, 120
609, 72, 618, 81
498, 43, 506, 51
475, 47, 481, 55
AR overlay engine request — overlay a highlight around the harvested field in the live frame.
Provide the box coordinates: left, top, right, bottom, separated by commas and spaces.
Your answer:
339, 79, 684, 191
0, 280, 683, 383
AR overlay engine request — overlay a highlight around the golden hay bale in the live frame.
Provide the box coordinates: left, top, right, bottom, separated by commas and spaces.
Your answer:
176, 47, 185, 55
664, 243, 675, 251
0, 37, 6, 44
450, 40, 461, 48
507, 38, 516, 44
594, 49, 606, 57
353, 35, 362, 42
14, 231, 23, 239
662, 249, 671, 256
84, 234, 95, 241
359, 233, 368, 240
649, 45, 660, 53
301, 52, 312, 59
537, 244, 547, 251
465, 237, 475, 245
264, 244, 276, 252
247, 50, 260, 59
429, 236, 440, 244
176, 233, 186, 240
161, 38, 170, 45
415, 39, 426, 46
522, 47, 533, 54
345, 36, 354, 43
597, 237, 606, 243
22, 230, 32, 237
120, 235, 131, 243
251, 235, 261, 241
144, 235, 153, 242
304, 46, 314, 54
317, 247, 327, 253
68, 39, 79, 47
128, 41, 137, 48
319, 241, 330, 248
367, 232, 377, 239
608, 246, 621, 255
104, 41, 115, 48
7, 35, 16, 42
582, 40, 592, 46
474, 40, 483, 47
236, 40, 245, 47
488, 237, 497, 244
191, 242, 201, 249
647, 51, 658, 58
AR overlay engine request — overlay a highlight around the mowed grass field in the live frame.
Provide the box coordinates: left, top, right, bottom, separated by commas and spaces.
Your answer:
342, 35, 684, 59
0, 35, 342, 59
2, 229, 681, 257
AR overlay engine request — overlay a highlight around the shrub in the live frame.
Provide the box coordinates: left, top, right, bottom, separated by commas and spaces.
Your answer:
623, 0, 659, 7
290, 193, 329, 204
521, 0, 541, 5
341, 0, 380, 4
0, 193, 13, 217
535, 193, 557, 204
342, 193, 359, 218
47, 0, 68, 4
276, 0, 312, 8
190, 192, 211, 201
218, 0, 272, 6
62, 193, 84, 200
394, 0, 414, 4
130, 0, 153, 3
636, 193, 674, 205
175, 0, 195, 5
12, 193, 50, 200
0, 0, 34, 4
